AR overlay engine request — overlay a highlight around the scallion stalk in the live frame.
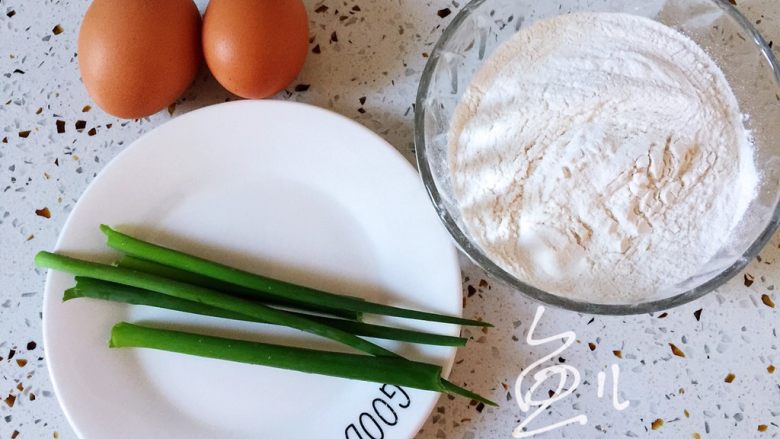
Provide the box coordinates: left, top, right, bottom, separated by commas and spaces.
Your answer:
35, 251, 396, 358
109, 322, 495, 406
68, 277, 467, 347
100, 225, 490, 327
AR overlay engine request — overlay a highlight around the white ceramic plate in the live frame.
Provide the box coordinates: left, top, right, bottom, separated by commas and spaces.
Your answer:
42, 101, 461, 439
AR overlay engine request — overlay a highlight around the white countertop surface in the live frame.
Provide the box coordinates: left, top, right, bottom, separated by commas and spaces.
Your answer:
0, 0, 778, 438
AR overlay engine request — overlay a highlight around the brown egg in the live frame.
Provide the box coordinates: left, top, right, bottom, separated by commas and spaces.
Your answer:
78, 0, 201, 119
202, 0, 309, 99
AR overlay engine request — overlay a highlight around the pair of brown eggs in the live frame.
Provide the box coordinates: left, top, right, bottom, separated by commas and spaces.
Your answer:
78, 0, 309, 119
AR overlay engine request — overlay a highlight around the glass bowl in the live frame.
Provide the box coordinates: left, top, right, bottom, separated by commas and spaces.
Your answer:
415, 0, 780, 314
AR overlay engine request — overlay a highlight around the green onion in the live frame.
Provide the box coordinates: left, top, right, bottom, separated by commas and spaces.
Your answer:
117, 256, 363, 321
109, 321, 495, 406
36, 251, 396, 358
68, 277, 467, 347
100, 225, 490, 327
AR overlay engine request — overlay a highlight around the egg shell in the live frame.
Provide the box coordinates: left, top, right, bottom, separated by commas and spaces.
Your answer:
202, 0, 309, 99
78, 0, 202, 119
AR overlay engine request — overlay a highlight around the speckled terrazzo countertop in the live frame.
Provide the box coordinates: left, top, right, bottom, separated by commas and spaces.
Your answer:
1, 1, 778, 438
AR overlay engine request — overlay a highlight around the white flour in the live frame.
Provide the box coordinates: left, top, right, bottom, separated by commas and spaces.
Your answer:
450, 13, 757, 304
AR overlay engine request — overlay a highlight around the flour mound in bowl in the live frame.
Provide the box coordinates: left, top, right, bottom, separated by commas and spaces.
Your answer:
449, 12, 757, 304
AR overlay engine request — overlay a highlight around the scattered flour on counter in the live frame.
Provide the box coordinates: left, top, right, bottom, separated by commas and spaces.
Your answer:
449, 12, 757, 304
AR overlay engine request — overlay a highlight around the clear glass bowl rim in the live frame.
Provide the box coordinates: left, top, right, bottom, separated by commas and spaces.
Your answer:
414, 0, 780, 315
